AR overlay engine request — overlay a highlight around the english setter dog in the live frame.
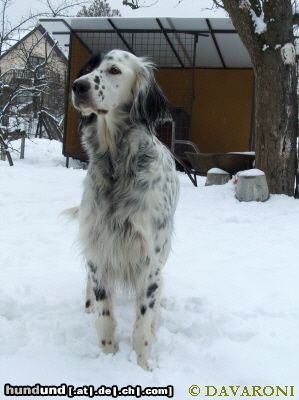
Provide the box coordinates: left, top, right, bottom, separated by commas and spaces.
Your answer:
71, 49, 179, 370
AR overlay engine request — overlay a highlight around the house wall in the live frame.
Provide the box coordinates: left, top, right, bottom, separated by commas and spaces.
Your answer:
0, 29, 66, 77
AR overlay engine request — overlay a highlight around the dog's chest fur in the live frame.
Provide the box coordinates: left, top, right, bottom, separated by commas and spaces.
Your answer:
79, 115, 179, 290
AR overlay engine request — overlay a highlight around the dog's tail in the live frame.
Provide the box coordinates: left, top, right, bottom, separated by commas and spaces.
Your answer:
60, 206, 79, 220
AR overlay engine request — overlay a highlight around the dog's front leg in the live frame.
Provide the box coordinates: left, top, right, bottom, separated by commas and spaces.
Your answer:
94, 287, 118, 355
133, 276, 161, 370
88, 262, 118, 354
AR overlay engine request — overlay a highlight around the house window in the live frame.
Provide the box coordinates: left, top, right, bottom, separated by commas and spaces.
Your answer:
28, 56, 45, 67
17, 90, 32, 104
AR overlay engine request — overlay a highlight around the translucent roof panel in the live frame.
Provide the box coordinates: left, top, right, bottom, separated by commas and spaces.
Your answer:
60, 17, 238, 33
39, 19, 71, 56
64, 17, 113, 31
195, 35, 223, 68
215, 33, 251, 67
126, 31, 194, 67
209, 18, 235, 31
111, 18, 159, 31
39, 17, 253, 69
40, 19, 70, 34
77, 31, 194, 67
52, 34, 70, 56
77, 31, 128, 54
160, 18, 209, 32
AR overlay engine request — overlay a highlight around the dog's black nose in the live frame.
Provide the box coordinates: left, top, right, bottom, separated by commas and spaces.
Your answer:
72, 80, 91, 96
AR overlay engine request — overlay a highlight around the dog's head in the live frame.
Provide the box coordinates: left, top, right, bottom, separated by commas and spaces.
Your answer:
72, 49, 169, 130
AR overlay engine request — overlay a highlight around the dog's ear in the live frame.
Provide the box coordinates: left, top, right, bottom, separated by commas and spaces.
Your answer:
131, 60, 170, 131
77, 53, 102, 78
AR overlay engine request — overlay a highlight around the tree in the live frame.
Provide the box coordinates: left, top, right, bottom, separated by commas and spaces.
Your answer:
0, 0, 85, 160
43, 0, 89, 17
0, 27, 66, 136
77, 0, 121, 16
122, 0, 157, 8
212, 0, 298, 196
0, 0, 87, 57
124, 0, 298, 196
0, 0, 41, 56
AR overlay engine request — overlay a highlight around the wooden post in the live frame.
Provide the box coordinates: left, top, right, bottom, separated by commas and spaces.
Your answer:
20, 134, 25, 159
0, 134, 13, 166
0, 143, 6, 161
6, 150, 13, 166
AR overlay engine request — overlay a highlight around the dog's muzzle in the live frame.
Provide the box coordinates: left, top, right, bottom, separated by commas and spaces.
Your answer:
72, 78, 108, 115
72, 79, 91, 99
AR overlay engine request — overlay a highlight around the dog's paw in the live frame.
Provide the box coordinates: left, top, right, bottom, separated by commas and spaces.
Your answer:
137, 355, 152, 371
100, 339, 118, 355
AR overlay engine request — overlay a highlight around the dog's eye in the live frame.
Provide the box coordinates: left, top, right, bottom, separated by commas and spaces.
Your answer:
109, 67, 121, 75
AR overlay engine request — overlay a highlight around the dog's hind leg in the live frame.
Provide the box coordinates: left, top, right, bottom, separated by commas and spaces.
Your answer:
87, 262, 118, 354
85, 273, 95, 313
133, 273, 161, 370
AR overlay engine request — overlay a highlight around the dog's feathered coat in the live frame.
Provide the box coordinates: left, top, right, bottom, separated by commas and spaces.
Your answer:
72, 50, 179, 369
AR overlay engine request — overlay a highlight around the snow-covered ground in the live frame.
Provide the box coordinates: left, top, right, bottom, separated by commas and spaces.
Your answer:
1, 139, 299, 399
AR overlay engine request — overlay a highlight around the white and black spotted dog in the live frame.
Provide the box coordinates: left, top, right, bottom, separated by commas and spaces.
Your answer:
71, 49, 179, 370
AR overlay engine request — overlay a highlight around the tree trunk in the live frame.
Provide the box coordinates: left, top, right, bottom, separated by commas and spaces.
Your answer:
254, 52, 297, 195
221, 0, 298, 196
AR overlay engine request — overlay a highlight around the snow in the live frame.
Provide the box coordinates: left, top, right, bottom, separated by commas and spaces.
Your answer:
239, 1, 267, 35
237, 168, 265, 177
1, 138, 299, 399
228, 151, 255, 155
280, 43, 296, 66
207, 168, 228, 174
250, 8, 267, 35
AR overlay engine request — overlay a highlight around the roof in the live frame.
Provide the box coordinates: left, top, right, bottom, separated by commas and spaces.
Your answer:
39, 17, 252, 69
0, 24, 68, 64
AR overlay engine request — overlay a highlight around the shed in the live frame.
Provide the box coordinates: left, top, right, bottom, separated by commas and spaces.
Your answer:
40, 17, 254, 162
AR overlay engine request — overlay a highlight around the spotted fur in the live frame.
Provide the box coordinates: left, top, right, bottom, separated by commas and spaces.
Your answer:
72, 49, 179, 370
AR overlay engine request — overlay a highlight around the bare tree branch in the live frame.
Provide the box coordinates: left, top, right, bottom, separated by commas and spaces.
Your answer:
122, 0, 158, 9
211, 0, 225, 10
39, 0, 88, 17
0, 23, 66, 143
0, 0, 85, 56
122, 0, 139, 9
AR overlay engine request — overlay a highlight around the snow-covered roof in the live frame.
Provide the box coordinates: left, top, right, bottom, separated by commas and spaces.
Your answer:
39, 17, 252, 68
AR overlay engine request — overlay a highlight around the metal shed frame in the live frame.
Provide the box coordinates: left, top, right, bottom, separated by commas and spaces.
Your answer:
40, 17, 252, 69
39, 17, 254, 169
